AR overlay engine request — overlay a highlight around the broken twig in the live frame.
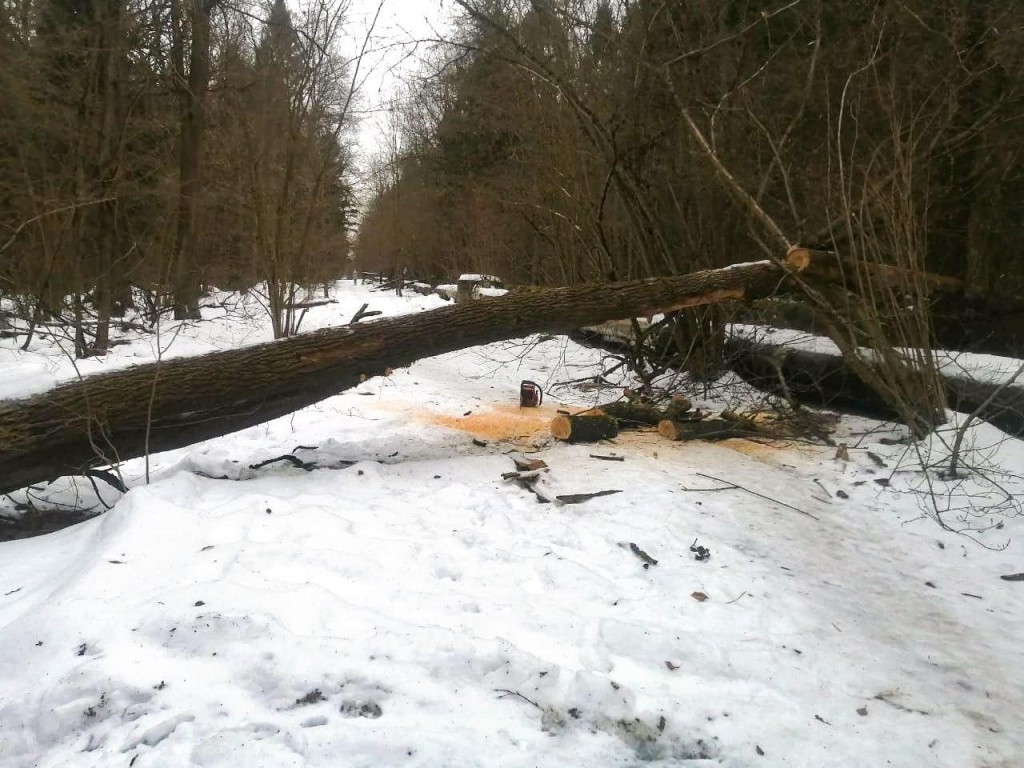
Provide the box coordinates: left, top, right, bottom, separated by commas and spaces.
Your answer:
694, 472, 819, 521
494, 689, 541, 709
629, 543, 658, 567
249, 454, 316, 471
557, 490, 622, 504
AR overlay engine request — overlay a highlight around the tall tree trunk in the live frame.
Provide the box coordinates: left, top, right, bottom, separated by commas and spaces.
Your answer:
927, 1, 991, 284
91, 0, 124, 356
171, 0, 215, 320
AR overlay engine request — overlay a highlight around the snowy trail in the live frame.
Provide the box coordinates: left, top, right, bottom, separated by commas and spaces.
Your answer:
1, 286, 1022, 767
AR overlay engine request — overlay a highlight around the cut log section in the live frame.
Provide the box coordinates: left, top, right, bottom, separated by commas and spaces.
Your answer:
657, 419, 761, 442
599, 395, 694, 427
550, 414, 620, 443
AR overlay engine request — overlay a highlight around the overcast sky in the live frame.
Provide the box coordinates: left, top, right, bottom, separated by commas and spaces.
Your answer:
343, 0, 451, 158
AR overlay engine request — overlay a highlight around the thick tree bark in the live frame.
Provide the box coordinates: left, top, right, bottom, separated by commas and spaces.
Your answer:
171, 0, 216, 321
0, 258, 804, 494
726, 337, 1024, 437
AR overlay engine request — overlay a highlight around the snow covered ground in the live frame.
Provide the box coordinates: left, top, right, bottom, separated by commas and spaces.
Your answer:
1, 285, 1023, 767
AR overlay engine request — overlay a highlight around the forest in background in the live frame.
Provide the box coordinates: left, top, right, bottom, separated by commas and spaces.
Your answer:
356, 0, 1024, 356
0, 0, 357, 352
0, 0, 1022, 487
2, 0, 1023, 382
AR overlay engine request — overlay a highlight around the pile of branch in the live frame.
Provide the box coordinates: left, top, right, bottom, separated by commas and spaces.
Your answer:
549, 395, 694, 443
550, 397, 837, 446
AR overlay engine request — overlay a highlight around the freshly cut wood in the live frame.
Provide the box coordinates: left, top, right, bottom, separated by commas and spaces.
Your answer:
550, 414, 620, 443
657, 419, 760, 442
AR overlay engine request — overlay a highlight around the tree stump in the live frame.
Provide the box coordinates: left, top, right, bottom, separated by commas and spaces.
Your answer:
550, 413, 620, 443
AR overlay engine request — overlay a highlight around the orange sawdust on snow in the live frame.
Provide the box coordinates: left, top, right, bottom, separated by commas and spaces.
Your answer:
423, 404, 558, 441
611, 428, 798, 465
376, 400, 813, 458
373, 401, 564, 443
717, 437, 794, 464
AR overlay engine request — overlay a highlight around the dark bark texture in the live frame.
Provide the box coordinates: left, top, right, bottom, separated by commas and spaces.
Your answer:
727, 337, 1024, 437
0, 259, 795, 494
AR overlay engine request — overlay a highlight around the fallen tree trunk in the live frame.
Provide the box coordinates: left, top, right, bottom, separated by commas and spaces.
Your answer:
0, 257, 810, 495
726, 337, 898, 420
726, 337, 1024, 437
